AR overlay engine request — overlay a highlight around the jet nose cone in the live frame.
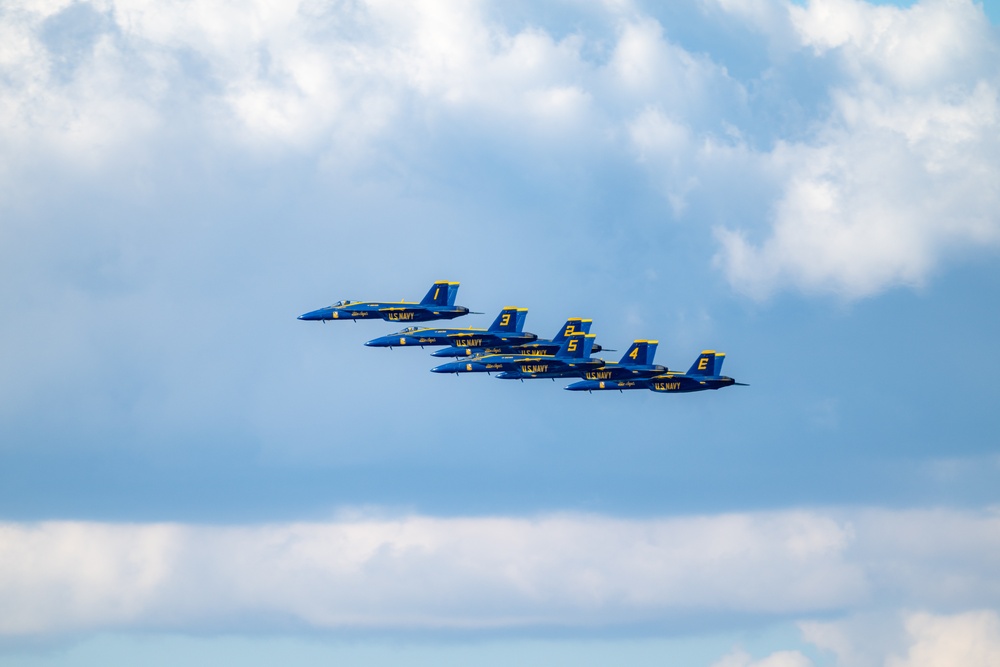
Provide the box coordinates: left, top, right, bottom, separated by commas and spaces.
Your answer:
298, 308, 330, 321
432, 362, 462, 373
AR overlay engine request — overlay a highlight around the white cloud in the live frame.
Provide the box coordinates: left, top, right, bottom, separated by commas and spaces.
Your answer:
800, 609, 1000, 667
713, 0, 1000, 299
1, 0, 999, 308
1, 508, 999, 637
888, 610, 1000, 667
711, 648, 814, 667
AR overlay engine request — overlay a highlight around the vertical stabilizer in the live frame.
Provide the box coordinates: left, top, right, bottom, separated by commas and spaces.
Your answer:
688, 350, 721, 377
713, 352, 726, 376
558, 332, 595, 359
620, 340, 658, 366
446, 282, 460, 306
553, 318, 592, 343
515, 308, 528, 332
488, 307, 526, 333
420, 281, 453, 306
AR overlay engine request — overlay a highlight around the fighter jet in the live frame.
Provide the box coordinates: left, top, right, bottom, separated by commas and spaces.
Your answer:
495, 333, 605, 380
647, 350, 747, 393
562, 340, 666, 390
431, 333, 603, 379
430, 317, 605, 358
566, 350, 747, 393
363, 307, 536, 349
298, 281, 474, 323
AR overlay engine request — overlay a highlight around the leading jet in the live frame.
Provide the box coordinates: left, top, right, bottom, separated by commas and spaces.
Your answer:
363, 307, 537, 349
298, 281, 475, 323
430, 317, 605, 358
431, 333, 603, 379
565, 350, 747, 393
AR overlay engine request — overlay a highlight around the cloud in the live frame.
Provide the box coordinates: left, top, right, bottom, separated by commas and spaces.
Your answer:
711, 648, 814, 667
1, 507, 999, 637
2, 0, 998, 308
712, 0, 1000, 299
888, 610, 1000, 667
800, 609, 1000, 667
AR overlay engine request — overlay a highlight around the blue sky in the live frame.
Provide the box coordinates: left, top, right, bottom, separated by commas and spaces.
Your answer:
2, 1, 1000, 665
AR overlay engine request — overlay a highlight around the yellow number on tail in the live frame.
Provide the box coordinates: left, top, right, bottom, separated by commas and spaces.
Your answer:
629, 347, 639, 360
567, 339, 578, 352
698, 357, 709, 370
500, 314, 511, 327
433, 288, 440, 301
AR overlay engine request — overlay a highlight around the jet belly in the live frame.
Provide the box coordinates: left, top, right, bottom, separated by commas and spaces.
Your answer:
565, 379, 650, 391
649, 375, 732, 394
376, 305, 471, 322
582, 364, 667, 382
495, 361, 595, 380
365, 332, 451, 347
431, 359, 505, 374
432, 346, 512, 358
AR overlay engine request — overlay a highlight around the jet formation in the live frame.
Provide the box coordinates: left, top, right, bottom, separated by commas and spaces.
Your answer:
298, 280, 747, 394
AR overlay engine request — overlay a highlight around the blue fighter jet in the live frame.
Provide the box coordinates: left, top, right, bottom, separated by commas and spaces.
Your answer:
565, 350, 747, 393
647, 350, 747, 393
363, 307, 536, 349
298, 281, 474, 323
430, 317, 605, 358
431, 333, 604, 379
566, 340, 668, 391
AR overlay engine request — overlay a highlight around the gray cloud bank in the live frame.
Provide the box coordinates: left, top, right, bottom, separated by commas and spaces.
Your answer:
1, 507, 998, 637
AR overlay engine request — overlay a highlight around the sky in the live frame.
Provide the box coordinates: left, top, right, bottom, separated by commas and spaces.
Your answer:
1, 0, 1000, 665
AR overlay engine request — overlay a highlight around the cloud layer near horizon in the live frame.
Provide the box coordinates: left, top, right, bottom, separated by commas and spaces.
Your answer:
2, 507, 999, 637
2, 0, 998, 301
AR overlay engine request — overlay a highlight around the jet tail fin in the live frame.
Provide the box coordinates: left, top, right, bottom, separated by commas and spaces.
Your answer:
558, 332, 595, 359
552, 318, 592, 343
420, 281, 457, 306
488, 307, 527, 333
619, 340, 658, 366
515, 308, 528, 332
688, 350, 725, 376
